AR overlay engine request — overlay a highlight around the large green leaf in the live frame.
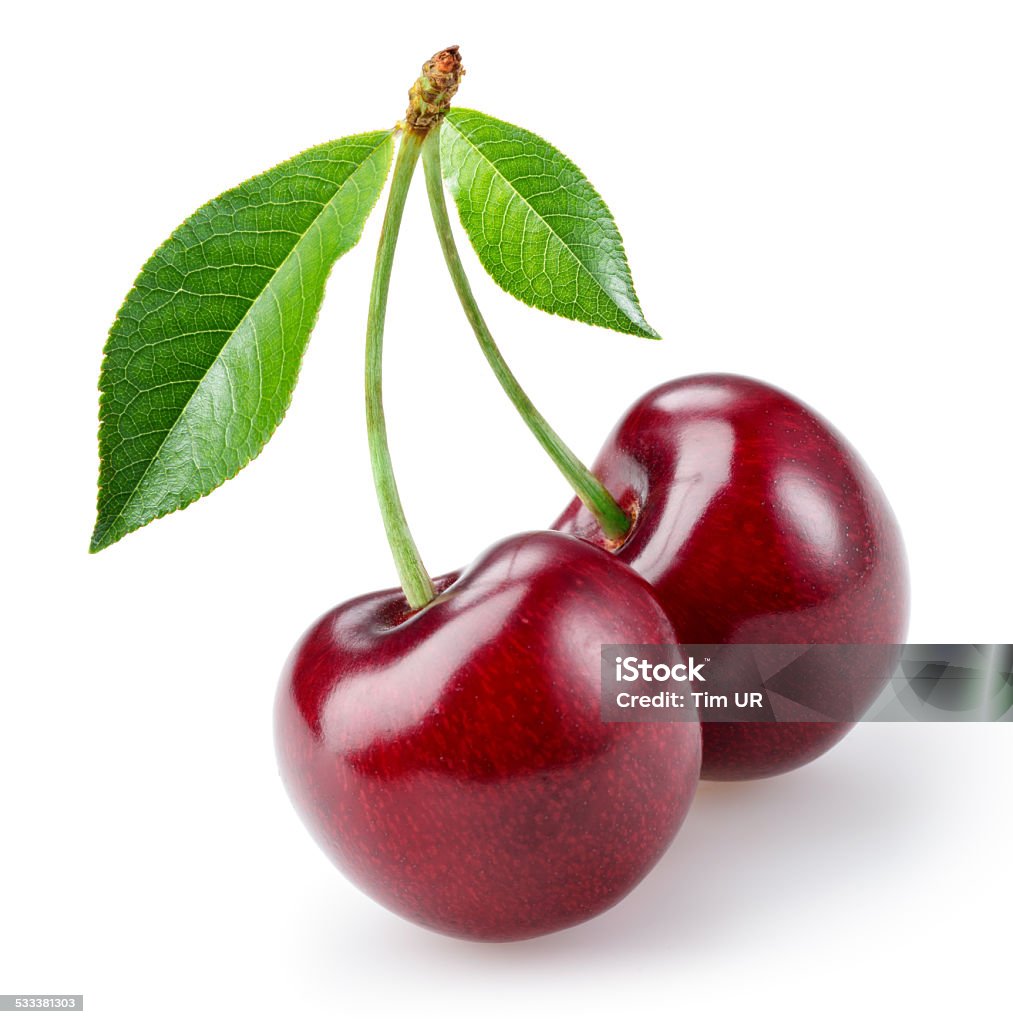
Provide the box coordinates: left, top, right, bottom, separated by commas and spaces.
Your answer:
92, 130, 395, 552
440, 109, 658, 339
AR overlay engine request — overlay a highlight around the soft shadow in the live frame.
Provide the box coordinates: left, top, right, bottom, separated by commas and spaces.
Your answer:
309, 727, 943, 973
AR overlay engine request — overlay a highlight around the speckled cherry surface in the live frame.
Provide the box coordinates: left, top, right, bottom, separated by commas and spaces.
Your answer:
553, 374, 909, 781
275, 530, 701, 941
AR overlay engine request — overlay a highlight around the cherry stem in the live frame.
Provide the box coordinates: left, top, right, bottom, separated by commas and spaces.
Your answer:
365, 131, 435, 609
420, 128, 630, 541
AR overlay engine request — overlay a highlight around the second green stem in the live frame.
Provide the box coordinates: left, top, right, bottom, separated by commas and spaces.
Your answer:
420, 129, 630, 542
366, 131, 434, 609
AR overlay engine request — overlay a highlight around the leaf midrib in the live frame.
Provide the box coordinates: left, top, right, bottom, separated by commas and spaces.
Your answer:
444, 115, 644, 331
97, 133, 391, 547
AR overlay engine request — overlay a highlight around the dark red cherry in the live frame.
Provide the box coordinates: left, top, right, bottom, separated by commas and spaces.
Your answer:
553, 374, 909, 781
275, 531, 701, 940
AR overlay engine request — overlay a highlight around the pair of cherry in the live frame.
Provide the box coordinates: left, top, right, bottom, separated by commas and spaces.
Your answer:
275, 373, 909, 941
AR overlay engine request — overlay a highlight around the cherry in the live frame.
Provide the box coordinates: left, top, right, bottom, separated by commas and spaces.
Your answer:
553, 374, 909, 781
274, 531, 701, 941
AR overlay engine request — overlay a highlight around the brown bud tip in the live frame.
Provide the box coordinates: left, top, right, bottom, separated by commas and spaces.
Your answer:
405, 45, 466, 135
432, 45, 461, 74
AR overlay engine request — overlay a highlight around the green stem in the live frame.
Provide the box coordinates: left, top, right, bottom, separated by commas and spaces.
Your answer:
366, 131, 434, 609
420, 128, 630, 541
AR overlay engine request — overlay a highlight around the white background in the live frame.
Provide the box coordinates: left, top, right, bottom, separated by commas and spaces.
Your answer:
2, 2, 1011, 1021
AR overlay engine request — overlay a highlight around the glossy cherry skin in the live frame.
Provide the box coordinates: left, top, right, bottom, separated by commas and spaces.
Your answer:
275, 531, 701, 941
553, 374, 909, 781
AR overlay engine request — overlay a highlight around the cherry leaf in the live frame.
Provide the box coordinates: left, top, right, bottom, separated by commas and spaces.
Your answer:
440, 109, 658, 339
92, 130, 394, 552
